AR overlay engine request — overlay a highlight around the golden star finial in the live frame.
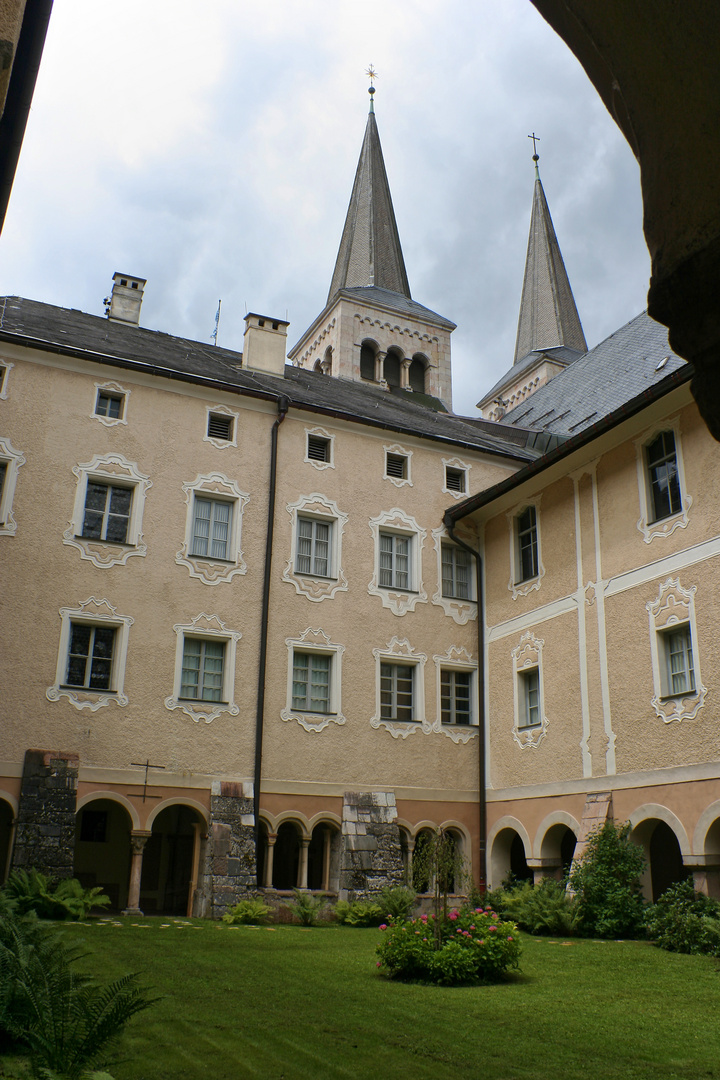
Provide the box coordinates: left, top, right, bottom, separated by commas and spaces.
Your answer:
366, 65, 378, 85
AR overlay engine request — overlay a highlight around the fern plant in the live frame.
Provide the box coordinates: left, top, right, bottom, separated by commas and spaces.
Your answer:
289, 889, 326, 926
500, 878, 579, 936
4, 870, 110, 920
221, 899, 271, 925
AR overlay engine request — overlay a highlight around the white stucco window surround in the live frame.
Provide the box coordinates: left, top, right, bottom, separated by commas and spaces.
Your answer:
176, 473, 249, 585
384, 443, 413, 487
204, 404, 239, 448
304, 426, 335, 470
92, 380, 129, 427
646, 577, 706, 723
371, 637, 428, 739
368, 508, 427, 615
431, 526, 477, 624
63, 453, 152, 568
0, 359, 14, 399
165, 613, 241, 724
0, 437, 26, 536
282, 493, 348, 602
635, 418, 692, 543
46, 597, 133, 711
442, 456, 470, 498
507, 498, 545, 600
281, 628, 346, 733
511, 632, 549, 748
433, 645, 479, 744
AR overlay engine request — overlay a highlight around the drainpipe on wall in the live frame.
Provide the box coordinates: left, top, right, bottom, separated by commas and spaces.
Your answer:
443, 513, 487, 892
253, 395, 290, 881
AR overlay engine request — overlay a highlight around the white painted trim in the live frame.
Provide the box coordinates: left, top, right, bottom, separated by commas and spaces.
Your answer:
383, 442, 413, 488
646, 577, 707, 723
692, 801, 720, 856
63, 453, 152, 568
441, 455, 471, 500
165, 613, 241, 724
571, 475, 593, 777
203, 403, 239, 449
511, 632, 548, 748
92, 380, 129, 427
534, 811, 581, 860
282, 493, 348, 602
430, 526, 477, 624
46, 597, 134, 711
371, 637, 427, 739
76, 790, 141, 830
368, 508, 427, 615
432, 645, 479, 743
634, 416, 692, 543
591, 469, 616, 774
506, 496, 545, 600
0, 437, 25, 536
304, 426, 335, 470
628, 803, 691, 855
175, 472, 249, 585
0, 359, 14, 399
281, 627, 346, 733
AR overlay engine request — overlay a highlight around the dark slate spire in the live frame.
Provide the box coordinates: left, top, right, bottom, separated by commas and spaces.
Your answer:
326, 86, 411, 304
513, 155, 587, 365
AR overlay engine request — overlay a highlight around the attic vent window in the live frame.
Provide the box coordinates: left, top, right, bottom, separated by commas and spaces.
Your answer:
386, 452, 407, 480
208, 413, 234, 441
445, 467, 466, 493
258, 318, 265, 327
120, 279, 127, 286
272, 321, 279, 330
131, 281, 138, 290
307, 435, 331, 462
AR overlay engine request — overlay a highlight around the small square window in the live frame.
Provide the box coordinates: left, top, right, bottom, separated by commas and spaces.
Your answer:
95, 391, 124, 420
191, 498, 233, 560
445, 466, 466, 493
441, 544, 472, 599
380, 662, 414, 722
646, 430, 682, 523
441, 669, 472, 725
65, 623, 116, 691
307, 435, 331, 462
180, 638, 226, 702
661, 625, 695, 697
292, 652, 331, 713
386, 452, 407, 480
515, 506, 539, 583
81, 481, 132, 544
79, 809, 108, 843
207, 413, 233, 441
518, 668, 541, 729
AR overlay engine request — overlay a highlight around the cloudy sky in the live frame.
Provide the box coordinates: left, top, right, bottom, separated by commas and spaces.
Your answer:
0, 0, 651, 415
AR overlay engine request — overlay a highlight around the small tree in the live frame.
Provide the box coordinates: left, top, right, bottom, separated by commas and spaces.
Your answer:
569, 820, 646, 939
411, 829, 467, 946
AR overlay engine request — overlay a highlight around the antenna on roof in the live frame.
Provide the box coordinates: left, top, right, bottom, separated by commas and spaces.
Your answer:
212, 299, 221, 346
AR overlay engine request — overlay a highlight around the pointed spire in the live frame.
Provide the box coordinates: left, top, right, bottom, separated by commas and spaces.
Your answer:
326, 76, 411, 304
513, 145, 587, 365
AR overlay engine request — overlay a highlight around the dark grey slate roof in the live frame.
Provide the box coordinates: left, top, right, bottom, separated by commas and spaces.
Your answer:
478, 344, 583, 407
513, 174, 587, 364
501, 311, 688, 437
0, 295, 535, 462
326, 109, 411, 303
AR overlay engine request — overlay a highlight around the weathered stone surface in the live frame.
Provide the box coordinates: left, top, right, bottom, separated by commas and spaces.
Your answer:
339, 790, 404, 900
12, 750, 79, 880
195, 788, 256, 917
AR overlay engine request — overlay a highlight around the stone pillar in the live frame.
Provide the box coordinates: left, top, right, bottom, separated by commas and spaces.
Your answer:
340, 791, 404, 900
12, 750, 79, 878
400, 358, 411, 389
264, 833, 277, 889
197, 781, 256, 918
322, 827, 331, 891
528, 858, 562, 885
298, 836, 310, 889
405, 836, 416, 884
375, 351, 386, 382
123, 831, 151, 915
686, 857, 720, 899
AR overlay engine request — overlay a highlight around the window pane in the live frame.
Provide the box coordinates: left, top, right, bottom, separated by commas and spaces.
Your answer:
181, 639, 202, 698
666, 627, 695, 695
516, 507, 538, 582
380, 662, 413, 721
647, 431, 682, 521
191, 499, 211, 556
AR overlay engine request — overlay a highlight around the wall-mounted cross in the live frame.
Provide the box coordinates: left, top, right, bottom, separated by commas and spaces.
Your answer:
127, 759, 166, 803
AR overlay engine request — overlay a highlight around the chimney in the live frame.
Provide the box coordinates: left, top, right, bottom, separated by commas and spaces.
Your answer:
242, 313, 289, 376
105, 273, 146, 325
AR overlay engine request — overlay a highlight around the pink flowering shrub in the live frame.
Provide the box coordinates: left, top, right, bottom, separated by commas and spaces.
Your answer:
376, 907, 521, 985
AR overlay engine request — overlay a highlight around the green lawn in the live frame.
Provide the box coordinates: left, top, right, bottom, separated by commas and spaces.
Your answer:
3, 918, 720, 1080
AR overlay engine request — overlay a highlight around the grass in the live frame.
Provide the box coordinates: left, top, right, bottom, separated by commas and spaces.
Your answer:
2, 918, 720, 1080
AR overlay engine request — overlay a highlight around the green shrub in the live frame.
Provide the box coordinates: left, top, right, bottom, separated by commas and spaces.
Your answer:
376, 905, 521, 985
377, 885, 417, 921
289, 889, 326, 926
3, 870, 110, 921
500, 878, 579, 936
221, 899, 271, 925
646, 879, 720, 956
569, 821, 646, 939
334, 900, 384, 926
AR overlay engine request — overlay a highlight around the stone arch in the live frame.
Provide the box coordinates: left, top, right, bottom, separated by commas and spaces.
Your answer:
397, 821, 413, 879
692, 800, 720, 856
360, 339, 378, 381
146, 797, 209, 831
487, 817, 533, 890
629, 804, 691, 901
409, 353, 428, 394
273, 819, 303, 890
307, 817, 342, 891
77, 790, 140, 831
535, 811, 580, 878
412, 826, 437, 894
140, 802, 207, 915
383, 348, 403, 389
74, 796, 134, 911
0, 795, 15, 885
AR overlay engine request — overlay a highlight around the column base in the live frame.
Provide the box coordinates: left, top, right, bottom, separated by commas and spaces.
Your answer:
122, 906, 144, 916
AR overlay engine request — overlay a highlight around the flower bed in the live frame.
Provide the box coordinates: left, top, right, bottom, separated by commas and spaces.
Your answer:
376, 906, 521, 985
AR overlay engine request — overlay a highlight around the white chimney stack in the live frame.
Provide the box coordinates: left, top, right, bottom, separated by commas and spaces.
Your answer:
242, 313, 289, 376
106, 273, 146, 325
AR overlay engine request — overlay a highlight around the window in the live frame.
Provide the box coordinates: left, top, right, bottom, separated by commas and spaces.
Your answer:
385, 452, 407, 480
81, 482, 132, 543
79, 810, 108, 843
0, 438, 26, 535
441, 544, 472, 599
296, 516, 332, 577
518, 669, 540, 729
207, 413, 233, 441
95, 390, 124, 420
360, 342, 376, 381
445, 466, 466, 493
646, 430, 682, 522
380, 662, 414, 722
65, 623, 116, 690
380, 532, 410, 590
180, 638, 225, 702
515, 506, 538, 582
0, 461, 6, 502
292, 652, 331, 713
440, 669, 472, 725
191, 497, 233, 560
307, 434, 330, 462
0, 360, 13, 399
662, 625, 695, 697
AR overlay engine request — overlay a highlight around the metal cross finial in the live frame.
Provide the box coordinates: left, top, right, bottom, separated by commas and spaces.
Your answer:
366, 65, 378, 85
528, 132, 540, 161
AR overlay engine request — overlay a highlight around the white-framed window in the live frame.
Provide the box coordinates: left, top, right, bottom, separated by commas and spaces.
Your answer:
46, 597, 133, 711
511, 632, 548, 748
0, 359, 13, 399
176, 473, 249, 585
204, 405, 239, 448
507, 501, 544, 599
63, 454, 151, 568
440, 669, 472, 726
379, 531, 411, 590
432, 646, 478, 743
283, 494, 348, 602
441, 543, 472, 599
0, 437, 26, 536
368, 509, 427, 615
635, 420, 692, 542
383, 443, 412, 487
305, 427, 334, 469
371, 637, 428, 738
281, 628, 346, 732
92, 381, 128, 426
646, 577, 706, 722
165, 613, 241, 724
442, 457, 470, 497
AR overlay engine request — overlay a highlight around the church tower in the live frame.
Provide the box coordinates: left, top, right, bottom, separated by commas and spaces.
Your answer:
477, 143, 587, 420
289, 79, 456, 409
